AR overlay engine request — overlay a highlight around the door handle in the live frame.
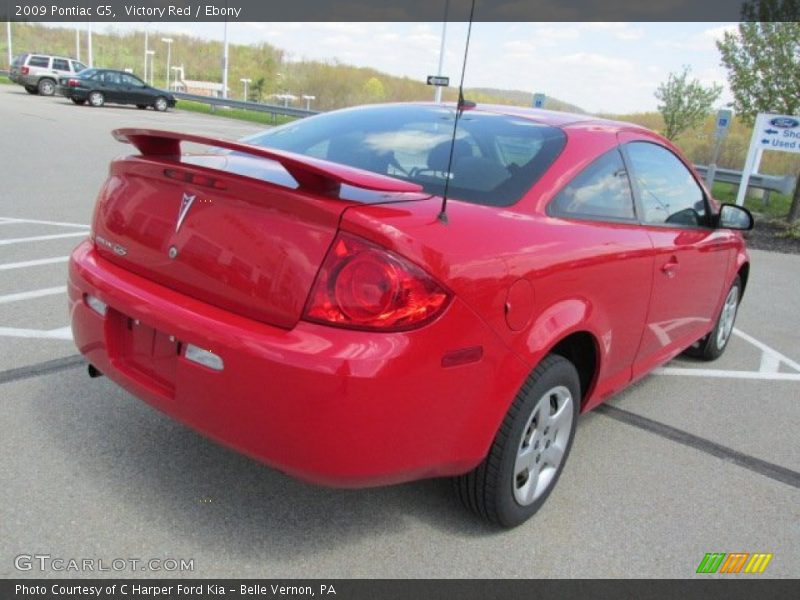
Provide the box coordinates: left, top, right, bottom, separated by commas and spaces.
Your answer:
661, 257, 679, 277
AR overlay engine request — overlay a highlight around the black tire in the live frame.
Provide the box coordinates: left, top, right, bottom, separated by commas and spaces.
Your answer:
24, 85, 38, 95
37, 78, 56, 96
683, 276, 742, 361
454, 354, 580, 528
136, 104, 148, 110
87, 91, 105, 107
153, 96, 169, 112
71, 98, 86, 105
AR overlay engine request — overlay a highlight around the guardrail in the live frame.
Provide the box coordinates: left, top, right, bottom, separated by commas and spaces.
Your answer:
0, 69, 8, 77
172, 91, 318, 122
694, 164, 796, 196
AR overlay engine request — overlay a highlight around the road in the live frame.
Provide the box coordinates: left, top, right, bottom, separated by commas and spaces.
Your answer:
0, 84, 798, 578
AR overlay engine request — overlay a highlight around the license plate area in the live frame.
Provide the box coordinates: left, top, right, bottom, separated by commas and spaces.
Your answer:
116, 314, 179, 393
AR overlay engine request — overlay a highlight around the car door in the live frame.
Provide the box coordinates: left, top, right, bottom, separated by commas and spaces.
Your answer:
99, 71, 122, 102
51, 58, 72, 80
119, 73, 151, 105
545, 146, 655, 401
621, 135, 734, 377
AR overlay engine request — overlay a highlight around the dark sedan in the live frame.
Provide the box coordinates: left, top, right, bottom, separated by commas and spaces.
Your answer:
57, 68, 177, 111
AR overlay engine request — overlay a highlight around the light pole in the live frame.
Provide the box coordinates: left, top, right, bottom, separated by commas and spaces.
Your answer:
302, 94, 315, 110
87, 22, 93, 67
75, 26, 80, 62
146, 50, 155, 86
161, 38, 173, 89
6, 21, 11, 69
240, 78, 251, 101
434, 0, 449, 103
171, 65, 183, 91
221, 21, 229, 99
143, 25, 150, 82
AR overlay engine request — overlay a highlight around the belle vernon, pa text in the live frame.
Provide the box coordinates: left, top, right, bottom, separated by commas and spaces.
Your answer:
36, 4, 242, 18
16, 583, 338, 596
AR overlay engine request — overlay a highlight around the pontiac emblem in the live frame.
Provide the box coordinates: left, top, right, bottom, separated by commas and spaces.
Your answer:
176, 193, 196, 233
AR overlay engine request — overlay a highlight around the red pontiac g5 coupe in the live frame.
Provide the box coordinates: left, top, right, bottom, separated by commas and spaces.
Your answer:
68, 104, 753, 527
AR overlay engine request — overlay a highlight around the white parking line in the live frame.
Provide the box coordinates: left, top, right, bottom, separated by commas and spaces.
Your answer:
0, 326, 72, 340
0, 217, 90, 229
0, 256, 70, 271
655, 368, 800, 381
655, 328, 800, 382
0, 232, 87, 246
0, 286, 67, 305
733, 328, 800, 373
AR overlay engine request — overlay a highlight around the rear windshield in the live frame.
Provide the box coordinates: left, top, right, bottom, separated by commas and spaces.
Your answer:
245, 105, 566, 207
11, 54, 27, 67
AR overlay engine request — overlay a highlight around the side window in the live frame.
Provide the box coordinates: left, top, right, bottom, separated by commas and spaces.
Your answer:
626, 142, 707, 227
52, 59, 70, 71
71, 61, 87, 73
549, 149, 635, 221
121, 74, 146, 87
28, 56, 50, 68
101, 71, 121, 85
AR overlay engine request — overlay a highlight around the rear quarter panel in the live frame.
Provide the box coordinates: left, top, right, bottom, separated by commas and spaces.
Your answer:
342, 126, 656, 412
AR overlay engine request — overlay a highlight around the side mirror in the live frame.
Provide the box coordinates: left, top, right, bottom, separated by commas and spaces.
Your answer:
718, 203, 754, 231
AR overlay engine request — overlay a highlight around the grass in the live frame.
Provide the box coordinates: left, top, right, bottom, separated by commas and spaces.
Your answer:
711, 181, 793, 220
0, 76, 11, 85
176, 99, 296, 128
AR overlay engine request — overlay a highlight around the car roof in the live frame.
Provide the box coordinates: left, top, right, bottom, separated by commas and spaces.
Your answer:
26, 53, 80, 61
403, 101, 650, 134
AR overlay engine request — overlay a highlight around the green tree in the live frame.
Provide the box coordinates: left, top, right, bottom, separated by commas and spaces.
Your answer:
250, 77, 265, 103
655, 66, 722, 141
717, 1, 800, 221
362, 77, 386, 103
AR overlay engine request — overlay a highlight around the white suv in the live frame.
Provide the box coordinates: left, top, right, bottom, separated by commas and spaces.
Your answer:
9, 53, 88, 96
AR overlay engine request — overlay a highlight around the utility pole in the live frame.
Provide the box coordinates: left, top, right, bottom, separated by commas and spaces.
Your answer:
434, 0, 449, 103
75, 26, 80, 61
240, 78, 251, 101
143, 28, 149, 82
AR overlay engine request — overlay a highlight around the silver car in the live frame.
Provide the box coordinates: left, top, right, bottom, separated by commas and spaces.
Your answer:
9, 53, 88, 96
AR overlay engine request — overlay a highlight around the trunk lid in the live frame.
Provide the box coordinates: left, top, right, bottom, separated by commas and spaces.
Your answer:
92, 129, 425, 329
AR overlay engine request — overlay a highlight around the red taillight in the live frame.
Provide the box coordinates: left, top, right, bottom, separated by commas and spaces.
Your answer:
21, 66, 29, 75
68, 78, 80, 87
164, 169, 227, 190
303, 232, 451, 331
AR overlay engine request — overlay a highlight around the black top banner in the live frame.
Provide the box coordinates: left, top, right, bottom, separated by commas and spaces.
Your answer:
0, 0, 792, 23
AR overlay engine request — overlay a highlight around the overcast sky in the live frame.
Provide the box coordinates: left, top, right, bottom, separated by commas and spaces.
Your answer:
51, 22, 737, 114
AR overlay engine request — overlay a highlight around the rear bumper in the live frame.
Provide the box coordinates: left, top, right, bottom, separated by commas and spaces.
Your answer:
56, 86, 87, 100
69, 241, 527, 487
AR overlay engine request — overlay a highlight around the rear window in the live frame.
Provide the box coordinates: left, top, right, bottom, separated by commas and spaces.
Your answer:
12, 54, 27, 67
245, 105, 566, 207
52, 58, 70, 71
71, 61, 87, 72
27, 56, 50, 68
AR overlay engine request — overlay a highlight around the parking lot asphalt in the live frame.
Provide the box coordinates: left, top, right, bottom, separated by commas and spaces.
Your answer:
0, 85, 798, 578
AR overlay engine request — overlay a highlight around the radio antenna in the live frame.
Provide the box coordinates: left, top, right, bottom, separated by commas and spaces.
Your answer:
438, 0, 476, 224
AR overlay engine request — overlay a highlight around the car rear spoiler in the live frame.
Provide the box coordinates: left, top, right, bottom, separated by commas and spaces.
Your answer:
112, 128, 423, 196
